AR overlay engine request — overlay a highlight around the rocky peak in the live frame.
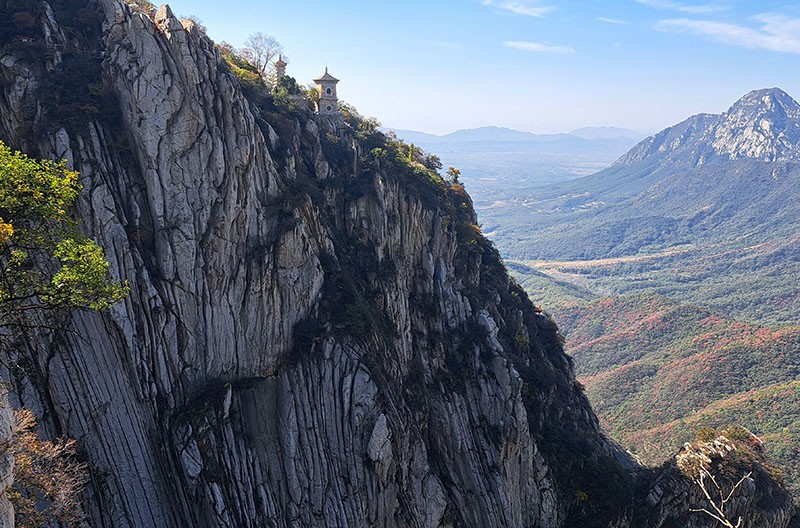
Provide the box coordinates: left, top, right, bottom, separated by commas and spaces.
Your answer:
712, 88, 800, 162
725, 87, 800, 120
0, 2, 796, 527
615, 87, 800, 167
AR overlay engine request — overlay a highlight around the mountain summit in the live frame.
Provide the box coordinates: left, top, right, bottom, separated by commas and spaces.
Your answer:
714, 88, 800, 161
618, 87, 800, 166
495, 88, 800, 320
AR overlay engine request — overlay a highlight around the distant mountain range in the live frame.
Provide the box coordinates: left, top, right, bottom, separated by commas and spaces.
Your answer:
381, 125, 645, 197
569, 126, 646, 141
504, 88, 800, 492
386, 125, 644, 147
500, 87, 800, 322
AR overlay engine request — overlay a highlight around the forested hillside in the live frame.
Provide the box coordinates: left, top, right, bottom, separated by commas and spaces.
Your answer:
556, 295, 800, 493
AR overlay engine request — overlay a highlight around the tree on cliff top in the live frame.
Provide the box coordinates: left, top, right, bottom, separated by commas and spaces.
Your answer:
240, 32, 285, 80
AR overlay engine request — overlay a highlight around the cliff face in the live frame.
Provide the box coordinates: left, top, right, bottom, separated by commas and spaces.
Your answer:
0, 2, 794, 527
0, 2, 613, 526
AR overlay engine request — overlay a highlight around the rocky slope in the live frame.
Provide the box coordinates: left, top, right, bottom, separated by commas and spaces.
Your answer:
0, 1, 795, 527
618, 88, 800, 166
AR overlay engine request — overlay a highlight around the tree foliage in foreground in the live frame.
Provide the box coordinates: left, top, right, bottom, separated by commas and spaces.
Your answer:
0, 141, 126, 342
0, 142, 126, 525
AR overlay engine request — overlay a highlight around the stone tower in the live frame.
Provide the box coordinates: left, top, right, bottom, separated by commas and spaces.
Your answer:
313, 67, 340, 114
274, 55, 287, 81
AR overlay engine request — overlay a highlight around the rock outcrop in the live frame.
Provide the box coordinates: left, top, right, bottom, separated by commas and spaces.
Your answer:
646, 434, 795, 528
617, 87, 800, 166
0, 1, 795, 527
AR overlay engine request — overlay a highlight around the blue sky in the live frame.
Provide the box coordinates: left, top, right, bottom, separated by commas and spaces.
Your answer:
162, 0, 800, 135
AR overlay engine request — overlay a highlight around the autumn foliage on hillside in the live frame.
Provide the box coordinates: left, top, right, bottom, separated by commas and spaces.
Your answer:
555, 294, 800, 493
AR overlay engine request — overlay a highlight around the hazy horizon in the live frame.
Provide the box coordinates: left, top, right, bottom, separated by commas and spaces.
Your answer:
382, 123, 654, 137
162, 0, 800, 135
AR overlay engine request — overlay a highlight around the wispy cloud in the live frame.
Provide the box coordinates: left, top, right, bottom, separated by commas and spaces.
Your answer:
635, 0, 728, 14
482, 0, 555, 17
598, 17, 628, 25
657, 14, 800, 54
504, 40, 575, 53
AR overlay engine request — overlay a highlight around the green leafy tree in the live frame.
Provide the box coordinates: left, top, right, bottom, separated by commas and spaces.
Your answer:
0, 141, 127, 344
0, 141, 126, 526
275, 75, 302, 95
447, 166, 461, 183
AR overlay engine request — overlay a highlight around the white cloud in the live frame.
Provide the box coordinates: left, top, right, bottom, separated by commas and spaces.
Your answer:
598, 17, 628, 25
482, 0, 555, 17
504, 40, 575, 53
635, 0, 728, 14
657, 14, 800, 54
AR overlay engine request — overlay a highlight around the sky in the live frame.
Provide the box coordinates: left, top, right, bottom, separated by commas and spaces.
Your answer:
160, 0, 800, 135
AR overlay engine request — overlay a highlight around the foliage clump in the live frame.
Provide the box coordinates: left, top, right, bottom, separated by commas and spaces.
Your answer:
0, 142, 127, 344
218, 42, 266, 89
7, 409, 89, 527
128, 0, 156, 18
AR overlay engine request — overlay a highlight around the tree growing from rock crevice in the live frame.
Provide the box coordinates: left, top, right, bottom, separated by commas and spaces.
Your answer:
0, 141, 126, 342
677, 429, 765, 528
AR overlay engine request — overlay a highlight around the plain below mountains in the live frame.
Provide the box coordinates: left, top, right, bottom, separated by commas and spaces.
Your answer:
384, 125, 645, 195
505, 87, 800, 323
503, 88, 800, 495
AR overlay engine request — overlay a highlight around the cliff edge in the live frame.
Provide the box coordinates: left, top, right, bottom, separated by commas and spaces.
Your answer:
0, 1, 794, 527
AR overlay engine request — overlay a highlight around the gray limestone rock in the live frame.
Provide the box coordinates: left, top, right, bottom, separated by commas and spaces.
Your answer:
0, 2, 794, 528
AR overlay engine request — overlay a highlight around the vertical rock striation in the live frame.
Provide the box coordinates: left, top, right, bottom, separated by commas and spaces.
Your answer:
0, 1, 794, 527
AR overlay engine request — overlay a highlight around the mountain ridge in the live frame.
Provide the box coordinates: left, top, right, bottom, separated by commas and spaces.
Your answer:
491, 88, 800, 321
0, 2, 795, 526
617, 87, 800, 167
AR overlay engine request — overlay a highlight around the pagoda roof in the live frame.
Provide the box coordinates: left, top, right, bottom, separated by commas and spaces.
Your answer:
275, 54, 287, 66
313, 68, 339, 83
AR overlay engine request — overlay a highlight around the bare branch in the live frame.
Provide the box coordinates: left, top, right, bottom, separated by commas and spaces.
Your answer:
690, 467, 750, 528
241, 32, 284, 79
689, 507, 732, 527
